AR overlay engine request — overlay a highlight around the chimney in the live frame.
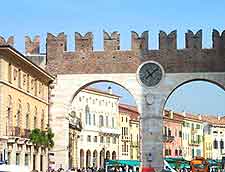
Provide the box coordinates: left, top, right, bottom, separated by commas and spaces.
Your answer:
169, 110, 173, 119
182, 111, 186, 117
108, 86, 112, 94
218, 116, 221, 120
198, 114, 202, 120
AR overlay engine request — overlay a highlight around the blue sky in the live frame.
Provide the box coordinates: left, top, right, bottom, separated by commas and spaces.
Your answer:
1, 0, 225, 51
1, 0, 225, 115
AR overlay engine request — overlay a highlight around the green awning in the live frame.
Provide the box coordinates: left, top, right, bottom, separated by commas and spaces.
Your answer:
106, 160, 141, 166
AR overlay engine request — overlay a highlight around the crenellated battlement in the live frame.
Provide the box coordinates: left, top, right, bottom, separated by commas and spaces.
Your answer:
1, 30, 225, 52
1, 29, 225, 75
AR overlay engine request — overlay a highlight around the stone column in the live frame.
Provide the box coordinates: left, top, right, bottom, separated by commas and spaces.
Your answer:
141, 93, 165, 172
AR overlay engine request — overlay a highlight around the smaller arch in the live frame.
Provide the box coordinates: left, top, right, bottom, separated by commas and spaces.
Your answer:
80, 149, 84, 168
99, 149, 105, 168
86, 150, 91, 168
106, 150, 110, 160
93, 150, 98, 167
112, 151, 116, 160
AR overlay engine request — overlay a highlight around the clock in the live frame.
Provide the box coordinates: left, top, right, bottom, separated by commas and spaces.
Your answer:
137, 61, 164, 87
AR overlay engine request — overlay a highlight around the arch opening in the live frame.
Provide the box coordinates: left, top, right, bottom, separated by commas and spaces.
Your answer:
163, 79, 225, 161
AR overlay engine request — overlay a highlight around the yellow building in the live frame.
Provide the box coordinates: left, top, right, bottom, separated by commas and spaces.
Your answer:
119, 104, 140, 160
0, 45, 54, 171
182, 112, 204, 160
202, 115, 225, 160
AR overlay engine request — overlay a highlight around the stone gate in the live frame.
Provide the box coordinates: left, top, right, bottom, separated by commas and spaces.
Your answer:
1, 29, 225, 171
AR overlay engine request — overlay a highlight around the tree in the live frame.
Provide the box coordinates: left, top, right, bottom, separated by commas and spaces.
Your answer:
29, 128, 54, 149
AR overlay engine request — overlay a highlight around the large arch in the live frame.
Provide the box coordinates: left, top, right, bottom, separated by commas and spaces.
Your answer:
50, 72, 225, 171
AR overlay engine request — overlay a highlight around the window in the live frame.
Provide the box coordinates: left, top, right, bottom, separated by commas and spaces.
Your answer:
165, 149, 169, 156
100, 136, 104, 143
113, 137, 116, 144
8, 152, 11, 164
175, 149, 178, 156
34, 79, 37, 96
220, 140, 224, 149
41, 110, 45, 130
191, 123, 194, 129
196, 124, 200, 129
179, 150, 182, 156
214, 139, 218, 149
40, 155, 43, 172
25, 154, 29, 166
17, 99, 22, 127
16, 153, 20, 165
168, 128, 171, 136
106, 116, 109, 127
112, 117, 115, 128
94, 136, 97, 142
179, 131, 182, 137
85, 105, 91, 125
197, 135, 201, 144
121, 117, 123, 122
34, 107, 37, 128
87, 135, 91, 142
99, 115, 104, 127
106, 137, 110, 143
93, 114, 96, 126
164, 127, 167, 136
8, 63, 12, 82
18, 69, 21, 88
27, 74, 29, 92
126, 117, 128, 122
26, 103, 30, 129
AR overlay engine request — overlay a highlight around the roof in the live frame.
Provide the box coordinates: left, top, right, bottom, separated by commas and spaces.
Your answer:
83, 86, 121, 98
119, 103, 139, 121
164, 109, 225, 125
0, 45, 54, 82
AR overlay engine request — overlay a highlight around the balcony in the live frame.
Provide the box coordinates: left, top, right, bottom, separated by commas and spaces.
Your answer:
8, 127, 21, 137
23, 129, 31, 138
163, 135, 175, 142
130, 141, 139, 147
99, 127, 120, 135
122, 135, 130, 141
188, 140, 201, 146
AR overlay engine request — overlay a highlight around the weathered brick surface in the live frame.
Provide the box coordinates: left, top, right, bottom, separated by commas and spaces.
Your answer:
45, 30, 225, 76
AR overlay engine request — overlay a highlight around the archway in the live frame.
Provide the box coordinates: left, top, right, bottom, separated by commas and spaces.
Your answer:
86, 150, 91, 168
93, 150, 98, 168
99, 149, 105, 168
106, 151, 110, 160
112, 151, 116, 160
163, 79, 225, 160
80, 149, 84, 168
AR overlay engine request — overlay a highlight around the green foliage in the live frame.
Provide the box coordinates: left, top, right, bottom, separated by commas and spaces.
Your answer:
29, 128, 54, 149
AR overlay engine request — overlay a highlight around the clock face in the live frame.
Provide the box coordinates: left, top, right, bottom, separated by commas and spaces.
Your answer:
138, 62, 163, 87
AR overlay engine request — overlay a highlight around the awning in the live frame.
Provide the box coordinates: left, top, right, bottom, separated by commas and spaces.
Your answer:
105, 160, 141, 166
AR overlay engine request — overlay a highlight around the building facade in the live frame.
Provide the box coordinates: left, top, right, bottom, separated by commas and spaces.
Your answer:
163, 110, 183, 158
72, 87, 120, 168
0, 46, 54, 171
119, 104, 140, 160
202, 116, 225, 160
182, 113, 204, 160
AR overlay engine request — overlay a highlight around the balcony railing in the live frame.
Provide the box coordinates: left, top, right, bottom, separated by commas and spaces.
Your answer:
163, 135, 175, 142
122, 135, 130, 141
23, 129, 31, 138
8, 127, 21, 137
188, 140, 201, 146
